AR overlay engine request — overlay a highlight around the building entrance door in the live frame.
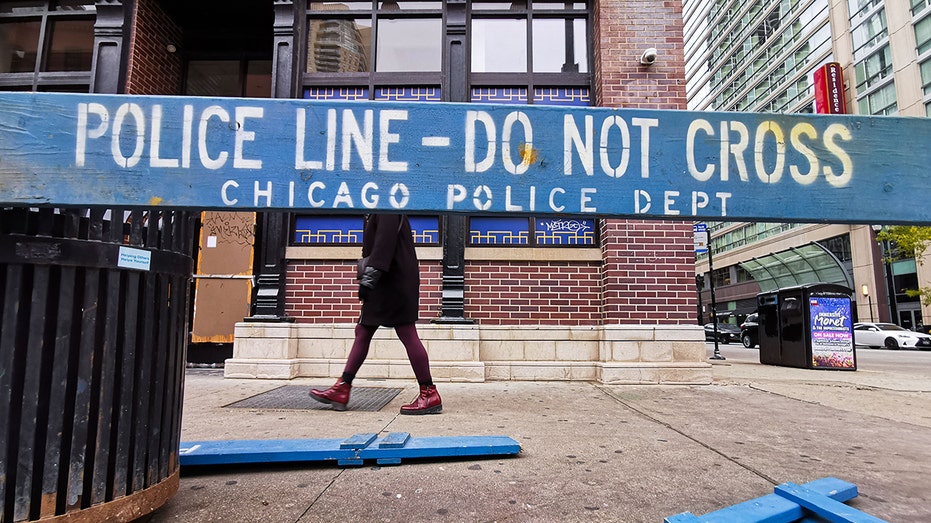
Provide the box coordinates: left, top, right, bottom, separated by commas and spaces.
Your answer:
898, 306, 923, 331
165, 0, 275, 359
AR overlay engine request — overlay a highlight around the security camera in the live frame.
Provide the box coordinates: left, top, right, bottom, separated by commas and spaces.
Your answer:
640, 48, 658, 66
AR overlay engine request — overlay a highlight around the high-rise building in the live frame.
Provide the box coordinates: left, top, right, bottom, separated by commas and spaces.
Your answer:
683, 0, 931, 333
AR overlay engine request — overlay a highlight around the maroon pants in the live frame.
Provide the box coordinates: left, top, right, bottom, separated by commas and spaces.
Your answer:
343, 323, 432, 384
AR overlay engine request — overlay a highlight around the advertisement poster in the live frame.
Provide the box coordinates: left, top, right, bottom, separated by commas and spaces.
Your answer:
809, 296, 855, 368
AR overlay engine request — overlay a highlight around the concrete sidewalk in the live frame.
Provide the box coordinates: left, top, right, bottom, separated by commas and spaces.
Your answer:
141, 355, 931, 522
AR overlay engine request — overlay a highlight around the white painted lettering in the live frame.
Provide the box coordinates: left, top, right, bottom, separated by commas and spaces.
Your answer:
635, 189, 652, 213
632, 117, 658, 178
75, 102, 109, 167
254, 180, 272, 207
580, 188, 596, 212
564, 114, 593, 175
502, 111, 533, 175
221, 180, 239, 205
754, 121, 785, 184
447, 184, 467, 209
294, 108, 323, 170
198, 106, 229, 170
234, 106, 263, 169
149, 105, 178, 168
686, 119, 714, 181
465, 111, 496, 173
342, 109, 374, 172
361, 182, 379, 208
600, 116, 630, 178
379, 109, 408, 172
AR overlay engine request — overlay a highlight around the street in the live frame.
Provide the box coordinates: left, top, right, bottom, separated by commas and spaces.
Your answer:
706, 341, 931, 376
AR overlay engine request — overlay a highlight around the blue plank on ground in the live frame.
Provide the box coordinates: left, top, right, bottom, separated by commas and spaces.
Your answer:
179, 433, 521, 467
664, 477, 887, 523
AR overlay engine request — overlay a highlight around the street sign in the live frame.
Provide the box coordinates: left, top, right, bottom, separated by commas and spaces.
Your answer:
693, 223, 708, 254
2, 92, 931, 223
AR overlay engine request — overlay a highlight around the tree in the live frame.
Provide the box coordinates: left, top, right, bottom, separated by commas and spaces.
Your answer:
875, 225, 931, 305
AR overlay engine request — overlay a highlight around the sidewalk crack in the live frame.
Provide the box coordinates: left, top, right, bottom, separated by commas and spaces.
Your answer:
596, 385, 779, 486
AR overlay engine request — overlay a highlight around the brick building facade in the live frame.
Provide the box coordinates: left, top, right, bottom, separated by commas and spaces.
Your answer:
0, 0, 709, 384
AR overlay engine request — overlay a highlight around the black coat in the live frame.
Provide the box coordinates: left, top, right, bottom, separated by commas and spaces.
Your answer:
359, 215, 420, 326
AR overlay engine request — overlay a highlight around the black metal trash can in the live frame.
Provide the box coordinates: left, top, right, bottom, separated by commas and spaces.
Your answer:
757, 283, 856, 370
1, 208, 195, 522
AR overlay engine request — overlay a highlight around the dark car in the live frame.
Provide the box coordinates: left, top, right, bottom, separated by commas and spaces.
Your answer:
704, 323, 741, 344
740, 313, 759, 348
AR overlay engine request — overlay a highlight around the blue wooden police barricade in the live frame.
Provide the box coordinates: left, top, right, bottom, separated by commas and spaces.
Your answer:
4, 91, 930, 522
179, 433, 522, 468
664, 477, 886, 523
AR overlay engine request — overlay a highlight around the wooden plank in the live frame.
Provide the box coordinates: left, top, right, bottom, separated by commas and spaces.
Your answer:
179, 434, 522, 467
774, 483, 887, 523
379, 432, 411, 448
665, 477, 861, 523
2, 92, 931, 225
340, 433, 378, 450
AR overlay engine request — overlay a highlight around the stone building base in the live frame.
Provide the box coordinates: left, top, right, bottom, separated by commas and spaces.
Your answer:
225, 323, 711, 385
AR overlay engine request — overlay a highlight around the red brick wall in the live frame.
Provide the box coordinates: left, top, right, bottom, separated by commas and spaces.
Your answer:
593, 0, 688, 109
593, 0, 695, 325
285, 261, 443, 323
285, 0, 698, 327
600, 220, 696, 323
125, 0, 182, 95
464, 261, 602, 326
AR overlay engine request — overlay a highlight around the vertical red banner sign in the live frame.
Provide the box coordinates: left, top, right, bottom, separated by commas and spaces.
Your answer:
814, 62, 847, 114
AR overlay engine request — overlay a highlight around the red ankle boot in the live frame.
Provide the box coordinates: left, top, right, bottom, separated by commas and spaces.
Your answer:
400, 385, 442, 415
309, 379, 351, 411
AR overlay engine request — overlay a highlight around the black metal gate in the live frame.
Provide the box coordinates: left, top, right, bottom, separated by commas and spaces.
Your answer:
0, 208, 195, 522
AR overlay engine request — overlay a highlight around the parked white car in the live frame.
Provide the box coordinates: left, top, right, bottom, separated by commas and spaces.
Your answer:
853, 322, 931, 350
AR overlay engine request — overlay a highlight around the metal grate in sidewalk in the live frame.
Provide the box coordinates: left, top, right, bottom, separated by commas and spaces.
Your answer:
224, 385, 403, 412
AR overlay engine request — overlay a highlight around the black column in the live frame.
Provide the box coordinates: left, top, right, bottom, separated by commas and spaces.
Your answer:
90, 0, 126, 95
434, 0, 473, 324
247, 0, 300, 321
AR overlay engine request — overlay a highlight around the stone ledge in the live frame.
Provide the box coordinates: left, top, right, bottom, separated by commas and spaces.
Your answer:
229, 322, 708, 384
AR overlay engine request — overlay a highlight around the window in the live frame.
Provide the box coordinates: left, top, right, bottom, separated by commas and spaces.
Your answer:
471, 1, 588, 76
913, 0, 931, 16
468, 216, 596, 246
185, 60, 272, 98
735, 264, 754, 283
854, 45, 892, 91
711, 267, 731, 288
0, 0, 95, 90
305, 1, 444, 93
292, 215, 441, 245
916, 14, 931, 56
848, 0, 882, 20
857, 81, 897, 115
299, 1, 594, 247
851, 9, 887, 58
818, 234, 851, 263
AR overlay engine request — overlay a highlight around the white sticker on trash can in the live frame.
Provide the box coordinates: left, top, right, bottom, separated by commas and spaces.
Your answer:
118, 246, 151, 271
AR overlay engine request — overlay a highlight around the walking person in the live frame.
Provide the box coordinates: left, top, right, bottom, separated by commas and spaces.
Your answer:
310, 214, 442, 415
